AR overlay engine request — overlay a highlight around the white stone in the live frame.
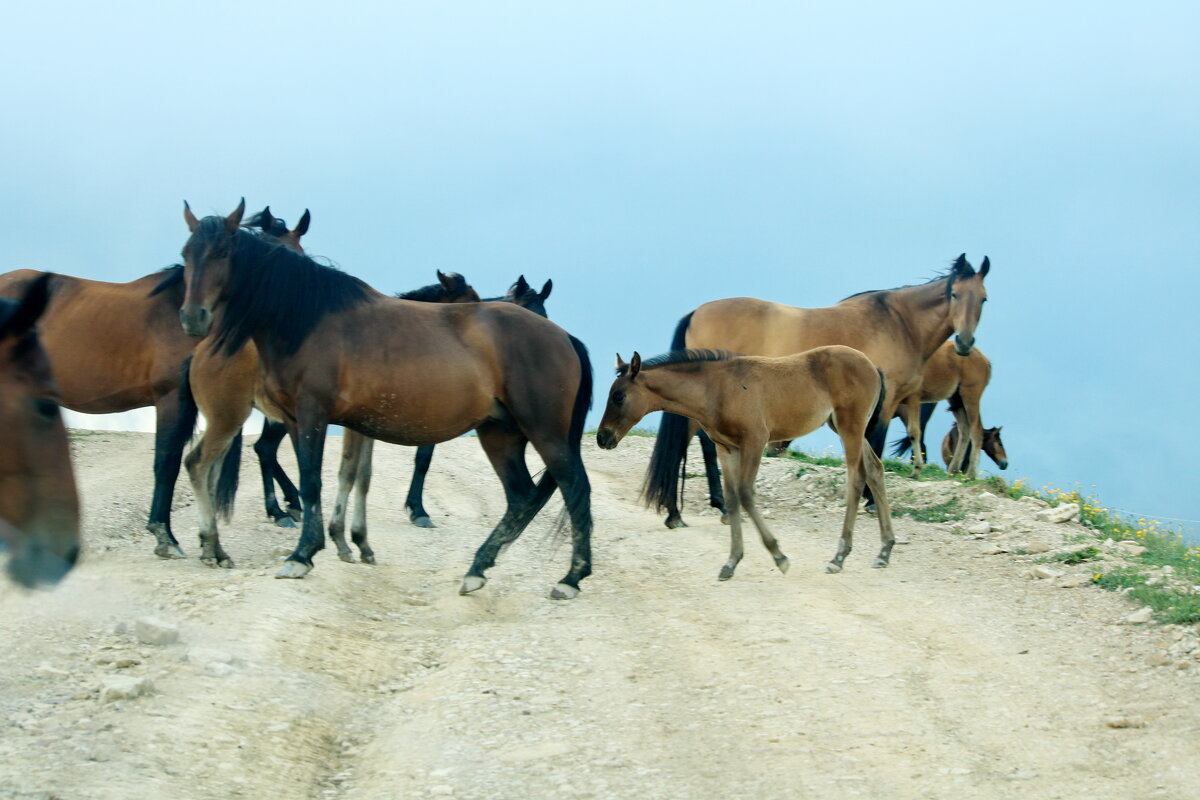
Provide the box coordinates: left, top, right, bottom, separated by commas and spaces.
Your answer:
1036, 503, 1080, 524
204, 662, 236, 677
965, 521, 991, 535
1019, 495, 1050, 509
134, 617, 179, 646
99, 676, 155, 703
1030, 565, 1064, 580
1117, 541, 1148, 557
1125, 607, 1154, 624
1023, 541, 1052, 554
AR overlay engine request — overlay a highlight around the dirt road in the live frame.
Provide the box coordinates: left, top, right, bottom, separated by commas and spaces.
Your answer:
1, 431, 1198, 799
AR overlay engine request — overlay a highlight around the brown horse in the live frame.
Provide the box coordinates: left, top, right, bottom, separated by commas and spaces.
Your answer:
941, 422, 1008, 473
645, 255, 990, 527
177, 202, 593, 598
0, 275, 81, 587
598, 347, 894, 579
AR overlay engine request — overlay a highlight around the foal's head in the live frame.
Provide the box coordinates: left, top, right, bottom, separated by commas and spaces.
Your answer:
504, 275, 553, 318
983, 426, 1008, 470
946, 254, 989, 356
596, 353, 651, 449
180, 199, 246, 337
395, 271, 481, 304
246, 205, 311, 254
0, 275, 81, 587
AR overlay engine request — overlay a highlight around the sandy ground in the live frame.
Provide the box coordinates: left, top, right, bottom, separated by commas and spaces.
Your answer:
1, 430, 1198, 800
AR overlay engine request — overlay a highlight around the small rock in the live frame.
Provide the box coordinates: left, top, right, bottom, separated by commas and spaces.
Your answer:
205, 662, 236, 677
978, 491, 998, 500
99, 676, 155, 703
36, 664, 70, 677
1019, 496, 1050, 509
187, 647, 233, 665
1117, 541, 1148, 557
1023, 542, 1052, 554
113, 622, 128, 635
965, 521, 991, 535
402, 596, 431, 607
1125, 607, 1154, 625
981, 545, 1008, 555
135, 617, 179, 646
1104, 716, 1146, 729
1056, 575, 1091, 589
1030, 565, 1064, 580
1036, 503, 1080, 524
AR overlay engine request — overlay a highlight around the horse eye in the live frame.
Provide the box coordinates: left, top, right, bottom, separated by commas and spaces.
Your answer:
951, 292, 959, 300
613, 391, 625, 406
34, 398, 60, 421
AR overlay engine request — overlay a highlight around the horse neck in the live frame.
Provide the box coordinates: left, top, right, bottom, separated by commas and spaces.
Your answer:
887, 280, 954, 360
641, 366, 720, 427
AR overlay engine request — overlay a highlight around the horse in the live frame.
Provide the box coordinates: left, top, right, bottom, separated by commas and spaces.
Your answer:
598, 347, 894, 579
942, 422, 1007, 473
644, 255, 990, 528
0, 274, 81, 587
178, 201, 593, 598
337, 274, 554, 546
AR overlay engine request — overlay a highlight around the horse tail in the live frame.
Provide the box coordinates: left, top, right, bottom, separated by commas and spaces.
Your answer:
867, 368, 887, 438
166, 356, 199, 459
643, 311, 695, 512
890, 434, 911, 458
215, 429, 242, 522
538, 334, 593, 536
567, 334, 593, 450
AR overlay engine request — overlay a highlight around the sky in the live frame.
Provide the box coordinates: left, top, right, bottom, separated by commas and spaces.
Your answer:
2, 2, 1197, 532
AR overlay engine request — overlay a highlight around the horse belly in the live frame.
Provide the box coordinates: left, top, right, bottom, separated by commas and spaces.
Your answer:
334, 378, 494, 447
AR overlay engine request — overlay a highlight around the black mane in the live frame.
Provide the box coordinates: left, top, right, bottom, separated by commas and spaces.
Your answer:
148, 264, 185, 298
189, 216, 371, 357
618, 348, 736, 376
840, 254, 977, 303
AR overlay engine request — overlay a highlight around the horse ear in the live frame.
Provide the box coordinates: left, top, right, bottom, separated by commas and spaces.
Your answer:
0, 273, 52, 342
255, 206, 273, 230
224, 198, 246, 233
630, 352, 642, 379
514, 275, 530, 293
953, 253, 969, 274
294, 209, 311, 237
978, 256, 990, 277
615, 353, 627, 370
539, 279, 553, 300
183, 201, 200, 232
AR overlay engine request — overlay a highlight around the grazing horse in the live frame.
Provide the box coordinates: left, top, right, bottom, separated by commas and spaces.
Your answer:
598, 347, 894, 579
942, 422, 1008, 473
645, 255, 990, 528
178, 201, 593, 598
0, 275, 81, 587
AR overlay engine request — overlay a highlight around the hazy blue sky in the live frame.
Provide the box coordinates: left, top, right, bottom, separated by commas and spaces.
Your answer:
2, 2, 1197, 531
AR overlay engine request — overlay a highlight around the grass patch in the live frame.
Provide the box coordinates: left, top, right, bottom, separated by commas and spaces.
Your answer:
890, 496, 968, 523
1052, 547, 1101, 565
787, 451, 844, 468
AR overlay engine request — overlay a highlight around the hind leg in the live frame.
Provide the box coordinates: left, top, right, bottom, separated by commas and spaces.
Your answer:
861, 416, 888, 512
861, 447, 896, 568
829, 433, 869, 573
947, 401, 971, 475
901, 395, 926, 477
460, 423, 541, 594
327, 431, 364, 563
185, 429, 237, 569
534, 438, 593, 599
255, 419, 300, 526
147, 391, 186, 559
277, 401, 328, 578
405, 445, 437, 528
350, 437, 375, 563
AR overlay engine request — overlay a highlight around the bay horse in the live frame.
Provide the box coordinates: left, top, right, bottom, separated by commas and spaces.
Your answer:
598, 347, 894, 579
0, 274, 81, 587
941, 422, 1008, 473
178, 201, 593, 598
645, 255, 990, 527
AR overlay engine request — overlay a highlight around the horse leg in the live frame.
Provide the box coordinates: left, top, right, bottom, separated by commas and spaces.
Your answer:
730, 444, 789, 575
533, 438, 594, 599
255, 419, 300, 526
327, 431, 364, 563
404, 445, 437, 528
350, 437, 375, 564
959, 386, 986, 480
901, 394, 925, 477
917, 402, 936, 464
829, 435, 869, 573
861, 417, 888, 512
697, 428, 729, 521
277, 402, 328, 579
861, 446, 896, 568
764, 439, 792, 458
184, 428, 237, 569
460, 423, 540, 594
715, 448, 745, 581
147, 391, 186, 559
947, 397, 971, 475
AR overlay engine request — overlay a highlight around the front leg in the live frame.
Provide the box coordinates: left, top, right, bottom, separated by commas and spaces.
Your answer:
147, 390, 187, 558
716, 448, 744, 581
277, 401, 328, 579
902, 395, 926, 477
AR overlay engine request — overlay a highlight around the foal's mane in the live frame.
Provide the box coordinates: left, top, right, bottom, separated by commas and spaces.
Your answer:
618, 348, 737, 376
190, 216, 371, 357
840, 254, 978, 304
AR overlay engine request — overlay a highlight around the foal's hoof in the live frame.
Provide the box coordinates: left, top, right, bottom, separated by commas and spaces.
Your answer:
360, 553, 377, 565
871, 557, 890, 569
774, 554, 790, 574
337, 552, 356, 564
200, 556, 235, 569
665, 516, 688, 530
825, 562, 843, 574
550, 583, 579, 600
718, 564, 736, 581
276, 560, 312, 579
410, 516, 435, 529
154, 543, 186, 560
459, 575, 486, 595
274, 516, 297, 529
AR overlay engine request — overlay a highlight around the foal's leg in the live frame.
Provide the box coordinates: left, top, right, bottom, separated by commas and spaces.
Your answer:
901, 395, 926, 477
147, 390, 186, 559
404, 445, 437, 528
861, 446, 896, 568
829, 434, 869, 573
255, 419, 301, 526
277, 401, 329, 579
185, 424, 238, 569
729, 444, 789, 575
716, 448, 745, 581
327, 431, 365, 563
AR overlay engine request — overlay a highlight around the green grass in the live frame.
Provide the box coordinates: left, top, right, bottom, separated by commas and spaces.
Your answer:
889, 495, 969, 523
1052, 547, 1101, 565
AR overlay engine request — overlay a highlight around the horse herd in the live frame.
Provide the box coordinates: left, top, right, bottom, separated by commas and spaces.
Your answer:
0, 199, 1003, 598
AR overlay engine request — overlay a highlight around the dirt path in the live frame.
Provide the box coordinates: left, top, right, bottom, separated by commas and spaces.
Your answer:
2, 431, 1198, 799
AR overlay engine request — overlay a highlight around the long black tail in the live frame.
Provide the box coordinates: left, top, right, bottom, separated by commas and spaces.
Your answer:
166, 356, 200, 466
215, 430, 242, 521
643, 311, 694, 512
867, 368, 887, 439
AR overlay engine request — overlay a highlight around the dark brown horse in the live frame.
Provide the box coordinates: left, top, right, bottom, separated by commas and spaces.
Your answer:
0, 275, 81, 587
178, 202, 593, 598
645, 256, 990, 527
942, 422, 1008, 473
598, 347, 893, 579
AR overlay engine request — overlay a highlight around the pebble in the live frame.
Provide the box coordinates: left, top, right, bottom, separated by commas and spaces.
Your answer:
135, 617, 179, 646
99, 676, 155, 703
1036, 503, 1080, 524
1117, 541, 1148, 557
1104, 716, 1146, 729
1030, 566, 1064, 580
965, 521, 991, 535
205, 662, 237, 677
1124, 607, 1154, 625
1023, 542, 1052, 554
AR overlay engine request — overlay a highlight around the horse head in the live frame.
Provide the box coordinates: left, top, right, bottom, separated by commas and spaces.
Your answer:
946, 254, 989, 356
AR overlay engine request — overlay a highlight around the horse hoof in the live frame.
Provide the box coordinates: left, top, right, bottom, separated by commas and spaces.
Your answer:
718, 566, 735, 581
665, 517, 688, 530
459, 575, 486, 595
775, 555, 790, 574
338, 552, 356, 564
219, 558, 234, 569
825, 563, 843, 574
360, 554, 376, 565
550, 583, 579, 600
274, 516, 297, 529
276, 560, 312, 579
287, 507, 303, 522
871, 558, 889, 569
410, 516, 435, 529
200, 556, 217, 568
154, 543, 186, 560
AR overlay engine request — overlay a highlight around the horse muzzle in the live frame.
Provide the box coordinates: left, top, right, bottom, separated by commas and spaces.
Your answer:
954, 335, 975, 356
180, 306, 212, 338
596, 428, 621, 450
3, 531, 80, 588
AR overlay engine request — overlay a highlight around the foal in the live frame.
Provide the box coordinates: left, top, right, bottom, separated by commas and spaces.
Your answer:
597, 346, 894, 580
